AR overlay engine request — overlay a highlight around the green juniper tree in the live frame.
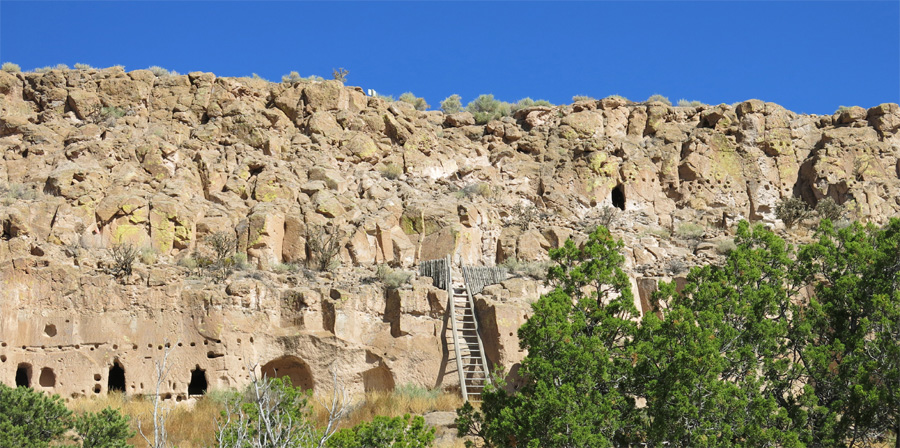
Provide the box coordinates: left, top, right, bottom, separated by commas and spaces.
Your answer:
458, 226, 641, 447
793, 218, 900, 447
0, 384, 133, 448
457, 220, 900, 447
75, 407, 135, 448
634, 221, 803, 447
0, 384, 73, 448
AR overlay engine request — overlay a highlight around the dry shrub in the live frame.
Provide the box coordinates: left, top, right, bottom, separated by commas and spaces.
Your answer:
110, 243, 138, 280
454, 183, 493, 199
501, 258, 552, 280
815, 197, 844, 221
716, 239, 738, 255
305, 223, 346, 271
379, 163, 403, 180
376, 264, 413, 289
776, 197, 812, 229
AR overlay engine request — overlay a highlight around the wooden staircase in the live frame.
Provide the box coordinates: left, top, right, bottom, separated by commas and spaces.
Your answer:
420, 256, 502, 402
448, 276, 491, 402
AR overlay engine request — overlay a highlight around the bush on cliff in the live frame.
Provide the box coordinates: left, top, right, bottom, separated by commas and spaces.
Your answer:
440, 94, 463, 114
398, 92, 430, 111
776, 197, 812, 229
465, 94, 511, 125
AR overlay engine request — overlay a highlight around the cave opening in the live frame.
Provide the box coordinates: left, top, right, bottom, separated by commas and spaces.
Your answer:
611, 185, 626, 210
15, 363, 31, 387
188, 366, 207, 396
108, 361, 126, 393
38, 368, 56, 388
261, 356, 315, 391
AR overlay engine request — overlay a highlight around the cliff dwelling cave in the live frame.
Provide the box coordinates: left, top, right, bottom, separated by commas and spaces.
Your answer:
261, 356, 314, 390
108, 361, 126, 393
188, 366, 208, 395
612, 184, 626, 210
15, 363, 31, 387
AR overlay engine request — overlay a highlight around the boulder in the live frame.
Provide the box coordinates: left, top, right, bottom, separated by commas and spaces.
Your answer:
444, 112, 475, 127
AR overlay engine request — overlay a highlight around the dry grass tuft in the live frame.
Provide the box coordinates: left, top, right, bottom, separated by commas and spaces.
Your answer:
312, 385, 462, 430
68, 392, 222, 448
68, 386, 462, 446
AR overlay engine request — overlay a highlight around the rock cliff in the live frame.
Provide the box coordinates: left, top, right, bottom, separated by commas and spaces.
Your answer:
1, 66, 898, 400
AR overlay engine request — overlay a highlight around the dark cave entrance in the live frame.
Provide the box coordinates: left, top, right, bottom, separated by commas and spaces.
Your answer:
108, 361, 126, 393
15, 363, 31, 387
188, 366, 207, 396
611, 184, 626, 210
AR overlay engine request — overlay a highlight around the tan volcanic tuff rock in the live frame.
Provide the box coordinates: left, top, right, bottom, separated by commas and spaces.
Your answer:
1, 67, 898, 401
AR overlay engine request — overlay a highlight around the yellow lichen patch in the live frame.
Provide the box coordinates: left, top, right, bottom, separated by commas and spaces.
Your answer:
128, 207, 148, 224
761, 128, 792, 156
776, 158, 799, 185
254, 180, 282, 202
113, 224, 141, 244
708, 133, 743, 183
589, 152, 618, 178
560, 127, 578, 141
151, 216, 175, 253
173, 223, 192, 247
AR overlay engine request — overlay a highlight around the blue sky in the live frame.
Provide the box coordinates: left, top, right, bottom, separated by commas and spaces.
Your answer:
1, 1, 897, 115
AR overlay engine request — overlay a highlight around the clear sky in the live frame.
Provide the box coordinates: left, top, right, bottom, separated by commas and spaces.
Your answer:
1, 1, 897, 115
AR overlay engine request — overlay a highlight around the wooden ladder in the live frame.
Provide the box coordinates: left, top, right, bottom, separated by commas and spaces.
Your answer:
445, 256, 492, 402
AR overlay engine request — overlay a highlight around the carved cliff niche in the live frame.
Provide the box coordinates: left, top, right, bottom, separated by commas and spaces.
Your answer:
261, 356, 314, 390
188, 366, 208, 395
15, 363, 31, 387
612, 184, 626, 210
362, 364, 395, 392
108, 361, 126, 393
38, 367, 56, 388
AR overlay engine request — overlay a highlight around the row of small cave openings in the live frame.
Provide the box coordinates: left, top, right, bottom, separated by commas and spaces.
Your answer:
13, 361, 207, 396
12, 356, 314, 396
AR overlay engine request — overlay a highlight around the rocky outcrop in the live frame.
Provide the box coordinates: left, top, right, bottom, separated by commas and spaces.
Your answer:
1, 67, 898, 399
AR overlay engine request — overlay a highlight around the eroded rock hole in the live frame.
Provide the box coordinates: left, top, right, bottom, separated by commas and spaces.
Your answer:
108, 362, 126, 393
260, 356, 314, 390
15, 363, 31, 387
44, 324, 56, 337
188, 366, 207, 395
39, 367, 56, 387
611, 185, 626, 210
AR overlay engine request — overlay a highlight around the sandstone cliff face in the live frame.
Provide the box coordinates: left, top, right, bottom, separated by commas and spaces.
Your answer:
0, 67, 897, 399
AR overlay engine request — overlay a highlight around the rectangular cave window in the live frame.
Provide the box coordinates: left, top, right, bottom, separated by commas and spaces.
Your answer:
15, 363, 31, 387
612, 184, 626, 210
188, 366, 207, 396
108, 362, 126, 393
